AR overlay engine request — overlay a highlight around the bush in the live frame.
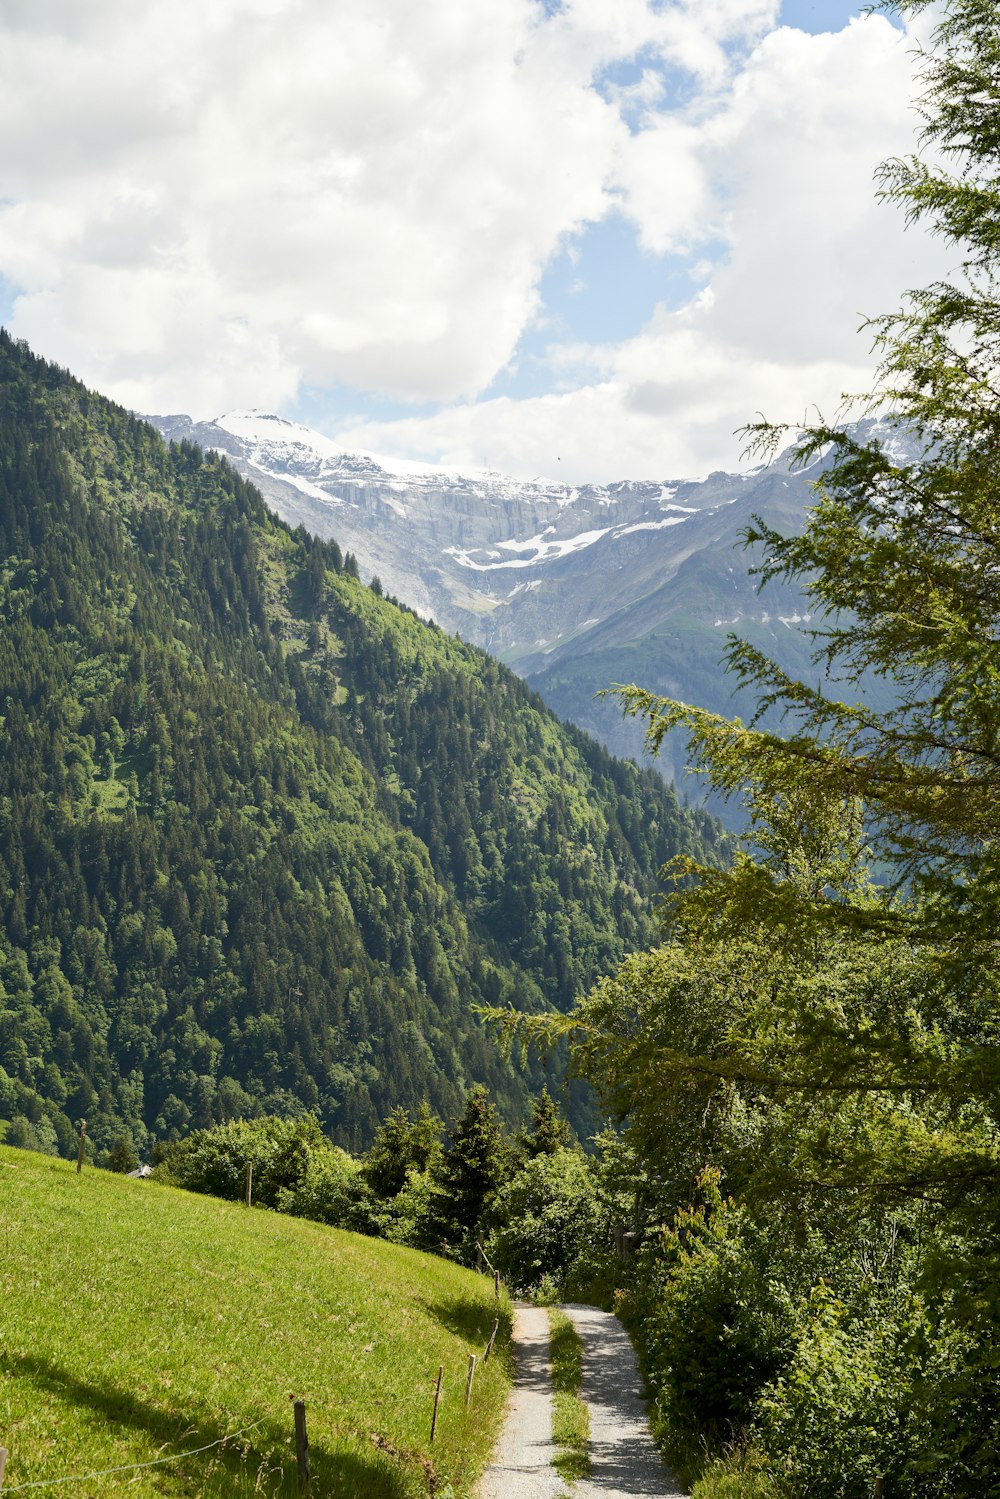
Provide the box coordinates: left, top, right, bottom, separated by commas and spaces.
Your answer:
163, 1114, 328, 1206
276, 1148, 379, 1234
901, 1297, 1000, 1496
621, 1182, 795, 1475
381, 1167, 436, 1247
486, 1148, 599, 1292
757, 1284, 909, 1499
4, 1113, 60, 1155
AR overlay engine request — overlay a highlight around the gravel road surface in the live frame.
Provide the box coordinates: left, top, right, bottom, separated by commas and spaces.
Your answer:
478, 1303, 684, 1498
478, 1305, 564, 1499
564, 1303, 685, 1498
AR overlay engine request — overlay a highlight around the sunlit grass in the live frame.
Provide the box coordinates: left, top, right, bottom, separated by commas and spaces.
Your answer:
0, 1147, 512, 1496
548, 1308, 589, 1485
690, 1452, 780, 1498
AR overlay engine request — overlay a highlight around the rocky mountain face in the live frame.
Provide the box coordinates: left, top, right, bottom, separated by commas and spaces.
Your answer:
149, 410, 903, 787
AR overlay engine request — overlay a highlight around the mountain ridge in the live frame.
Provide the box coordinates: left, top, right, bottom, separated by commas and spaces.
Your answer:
0, 332, 724, 1160
149, 408, 901, 783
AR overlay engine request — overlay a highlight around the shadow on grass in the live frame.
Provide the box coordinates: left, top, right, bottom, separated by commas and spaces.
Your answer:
421, 1293, 508, 1347
1, 1350, 414, 1497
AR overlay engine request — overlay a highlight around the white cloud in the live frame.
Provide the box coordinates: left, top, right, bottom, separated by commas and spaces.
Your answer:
331, 12, 952, 482
0, 1, 947, 479
0, 0, 652, 414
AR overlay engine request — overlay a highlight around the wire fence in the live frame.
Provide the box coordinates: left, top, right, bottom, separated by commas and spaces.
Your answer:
0, 1419, 268, 1494
0, 1293, 507, 1495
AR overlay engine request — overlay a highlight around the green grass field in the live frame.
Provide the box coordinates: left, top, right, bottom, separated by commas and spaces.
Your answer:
0, 1147, 512, 1497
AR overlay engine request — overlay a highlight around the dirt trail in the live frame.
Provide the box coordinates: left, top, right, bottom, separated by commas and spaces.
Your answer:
477, 1302, 684, 1498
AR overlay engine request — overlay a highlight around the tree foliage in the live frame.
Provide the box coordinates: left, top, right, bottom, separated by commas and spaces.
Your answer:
495, 3, 1000, 1491
0, 331, 724, 1158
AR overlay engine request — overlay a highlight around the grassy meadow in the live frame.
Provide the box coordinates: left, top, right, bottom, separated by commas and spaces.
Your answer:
0, 1147, 512, 1497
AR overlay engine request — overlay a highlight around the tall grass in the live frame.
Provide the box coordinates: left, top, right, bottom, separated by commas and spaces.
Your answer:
0, 1147, 511, 1496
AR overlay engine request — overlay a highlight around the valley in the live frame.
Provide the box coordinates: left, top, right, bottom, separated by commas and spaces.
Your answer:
151, 410, 906, 784
0, 333, 724, 1162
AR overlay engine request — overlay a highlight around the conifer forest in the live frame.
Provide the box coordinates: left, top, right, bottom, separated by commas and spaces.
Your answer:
4, 1, 1000, 1494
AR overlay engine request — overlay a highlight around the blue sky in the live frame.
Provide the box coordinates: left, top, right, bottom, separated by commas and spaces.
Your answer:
287, 0, 905, 446
0, 0, 936, 481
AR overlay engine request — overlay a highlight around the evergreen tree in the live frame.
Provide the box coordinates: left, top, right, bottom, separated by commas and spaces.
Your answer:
424, 1087, 510, 1259
362, 1103, 442, 1199
0, 328, 722, 1157
106, 1135, 139, 1174
613, 0, 1000, 1205
555, 3, 1000, 1488
520, 1088, 570, 1159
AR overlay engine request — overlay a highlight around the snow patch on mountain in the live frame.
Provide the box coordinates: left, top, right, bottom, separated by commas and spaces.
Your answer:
246, 459, 338, 504
446, 524, 613, 571
616, 515, 692, 536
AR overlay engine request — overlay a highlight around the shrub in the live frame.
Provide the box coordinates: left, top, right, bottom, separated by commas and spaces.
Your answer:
276, 1147, 379, 1234
486, 1147, 599, 1292
4, 1113, 60, 1155
622, 1180, 795, 1473
381, 1166, 436, 1246
163, 1114, 327, 1206
757, 1284, 909, 1499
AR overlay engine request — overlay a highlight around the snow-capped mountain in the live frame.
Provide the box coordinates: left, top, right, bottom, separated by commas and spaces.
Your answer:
148, 409, 901, 784
151, 409, 796, 650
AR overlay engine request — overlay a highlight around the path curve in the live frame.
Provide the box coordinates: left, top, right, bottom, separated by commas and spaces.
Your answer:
478, 1303, 684, 1498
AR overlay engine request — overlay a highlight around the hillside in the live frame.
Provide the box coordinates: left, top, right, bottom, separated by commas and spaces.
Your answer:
0, 333, 724, 1158
0, 1145, 509, 1496
152, 410, 909, 786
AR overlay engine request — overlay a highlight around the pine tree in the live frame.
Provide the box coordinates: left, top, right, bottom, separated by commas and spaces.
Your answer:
424, 1087, 510, 1259
362, 1103, 442, 1198
623, 0, 1000, 950
521, 1088, 570, 1159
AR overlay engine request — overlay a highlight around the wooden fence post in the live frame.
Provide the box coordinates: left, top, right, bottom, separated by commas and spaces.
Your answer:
0, 1445, 8, 1490
874, 1479, 886, 1499
293, 1399, 311, 1494
483, 1317, 499, 1362
245, 1160, 253, 1208
76, 1121, 87, 1174
465, 1353, 477, 1408
494, 1269, 500, 1301
429, 1365, 444, 1443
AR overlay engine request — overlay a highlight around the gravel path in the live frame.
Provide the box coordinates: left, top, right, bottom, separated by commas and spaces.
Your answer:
478, 1305, 564, 1499
564, 1304, 685, 1498
478, 1303, 684, 1499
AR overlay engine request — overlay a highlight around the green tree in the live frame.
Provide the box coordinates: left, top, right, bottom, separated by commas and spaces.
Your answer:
487, 1147, 597, 1292
106, 1135, 139, 1173
424, 1086, 510, 1260
494, 4, 1000, 1489
362, 1102, 442, 1199
520, 1088, 570, 1159
0, 321, 722, 1157
608, 0, 1000, 1226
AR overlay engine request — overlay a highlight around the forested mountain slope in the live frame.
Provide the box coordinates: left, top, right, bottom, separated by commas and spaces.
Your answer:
0, 333, 723, 1157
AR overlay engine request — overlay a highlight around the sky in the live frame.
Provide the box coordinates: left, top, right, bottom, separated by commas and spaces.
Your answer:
0, 0, 948, 483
